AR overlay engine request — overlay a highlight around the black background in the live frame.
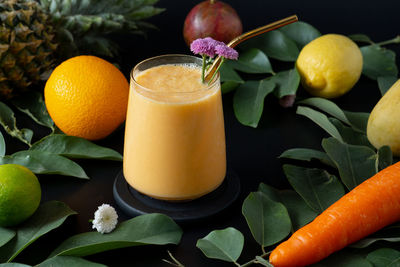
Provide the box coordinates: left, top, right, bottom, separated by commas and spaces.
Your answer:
9, 0, 400, 266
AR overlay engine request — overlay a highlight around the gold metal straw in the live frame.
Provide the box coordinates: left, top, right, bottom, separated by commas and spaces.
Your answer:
205, 14, 299, 82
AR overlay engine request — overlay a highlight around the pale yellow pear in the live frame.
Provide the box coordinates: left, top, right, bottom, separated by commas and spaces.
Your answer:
367, 79, 400, 155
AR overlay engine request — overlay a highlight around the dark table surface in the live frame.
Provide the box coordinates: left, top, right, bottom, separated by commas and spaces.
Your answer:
9, 0, 400, 266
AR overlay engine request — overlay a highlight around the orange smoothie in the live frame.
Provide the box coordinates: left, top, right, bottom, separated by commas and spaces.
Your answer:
123, 57, 226, 201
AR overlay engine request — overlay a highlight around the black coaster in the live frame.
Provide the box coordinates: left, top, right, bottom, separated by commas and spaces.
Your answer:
113, 168, 240, 223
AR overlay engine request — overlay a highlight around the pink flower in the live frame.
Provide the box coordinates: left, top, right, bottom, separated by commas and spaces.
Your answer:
215, 44, 239, 60
190, 37, 239, 83
190, 37, 223, 57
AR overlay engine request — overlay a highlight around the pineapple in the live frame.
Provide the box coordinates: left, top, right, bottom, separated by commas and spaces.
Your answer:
0, 0, 164, 99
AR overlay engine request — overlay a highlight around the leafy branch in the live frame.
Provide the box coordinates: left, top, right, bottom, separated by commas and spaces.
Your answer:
188, 97, 400, 266
221, 21, 399, 128
0, 202, 182, 266
0, 91, 122, 179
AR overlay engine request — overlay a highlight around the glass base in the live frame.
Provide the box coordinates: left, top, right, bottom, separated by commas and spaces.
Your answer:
113, 168, 240, 223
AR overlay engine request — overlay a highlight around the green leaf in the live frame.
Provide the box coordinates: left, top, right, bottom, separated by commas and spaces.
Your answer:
11, 91, 54, 130
377, 76, 398, 96
348, 34, 374, 44
361, 44, 398, 80
0, 228, 15, 248
38, 256, 106, 267
30, 134, 122, 161
229, 48, 273, 74
377, 145, 392, 171
242, 30, 299, 61
352, 237, 400, 249
366, 248, 400, 267
279, 21, 321, 49
261, 31, 300, 61
0, 130, 5, 156
321, 137, 377, 190
270, 68, 301, 98
352, 223, 400, 248
20, 129, 33, 145
296, 106, 343, 141
196, 227, 244, 263
282, 164, 345, 213
351, 225, 400, 248
0, 201, 76, 262
221, 81, 241, 94
343, 111, 370, 133
0, 101, 32, 146
329, 118, 372, 148
258, 184, 318, 230
242, 191, 291, 247
255, 256, 274, 267
256, 183, 280, 202
49, 213, 182, 258
299, 98, 351, 126
0, 150, 89, 179
219, 62, 243, 83
299, 97, 369, 133
279, 190, 318, 230
312, 251, 373, 267
233, 80, 275, 127
0, 264, 31, 267
279, 148, 335, 167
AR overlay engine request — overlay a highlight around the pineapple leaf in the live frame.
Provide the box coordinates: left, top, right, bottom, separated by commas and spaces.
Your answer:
128, 6, 164, 20
55, 28, 79, 59
143, 0, 161, 5
77, 35, 119, 58
62, 12, 161, 35
135, 21, 159, 31
40, 0, 164, 58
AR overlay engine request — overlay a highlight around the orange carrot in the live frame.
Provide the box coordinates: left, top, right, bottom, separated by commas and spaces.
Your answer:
269, 161, 400, 267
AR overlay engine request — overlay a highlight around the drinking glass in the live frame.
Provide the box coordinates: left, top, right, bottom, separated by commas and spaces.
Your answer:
123, 54, 226, 201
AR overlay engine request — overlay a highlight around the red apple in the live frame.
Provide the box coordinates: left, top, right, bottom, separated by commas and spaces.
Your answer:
183, 0, 243, 46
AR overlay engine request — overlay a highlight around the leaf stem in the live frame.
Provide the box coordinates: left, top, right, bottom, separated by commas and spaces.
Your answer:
376, 35, 400, 46
239, 251, 271, 267
162, 250, 185, 267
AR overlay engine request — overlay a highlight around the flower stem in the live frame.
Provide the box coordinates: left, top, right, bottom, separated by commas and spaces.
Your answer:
376, 35, 400, 46
201, 55, 206, 83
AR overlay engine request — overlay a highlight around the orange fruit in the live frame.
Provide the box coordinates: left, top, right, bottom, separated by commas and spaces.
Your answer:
45, 55, 129, 140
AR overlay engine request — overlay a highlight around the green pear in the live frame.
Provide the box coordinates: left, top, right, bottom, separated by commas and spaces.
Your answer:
367, 79, 400, 155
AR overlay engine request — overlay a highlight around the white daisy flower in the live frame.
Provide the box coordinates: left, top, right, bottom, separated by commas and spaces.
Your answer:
92, 204, 118, 234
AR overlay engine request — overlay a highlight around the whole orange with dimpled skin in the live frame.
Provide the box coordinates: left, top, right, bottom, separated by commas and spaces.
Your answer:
45, 55, 129, 140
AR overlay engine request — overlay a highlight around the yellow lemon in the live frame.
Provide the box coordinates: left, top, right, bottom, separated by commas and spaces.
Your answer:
296, 34, 363, 98
0, 164, 41, 227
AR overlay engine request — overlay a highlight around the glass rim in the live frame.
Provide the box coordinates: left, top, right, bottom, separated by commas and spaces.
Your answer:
130, 54, 220, 95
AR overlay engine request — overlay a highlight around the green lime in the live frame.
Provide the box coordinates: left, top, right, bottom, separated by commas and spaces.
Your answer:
0, 164, 41, 227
